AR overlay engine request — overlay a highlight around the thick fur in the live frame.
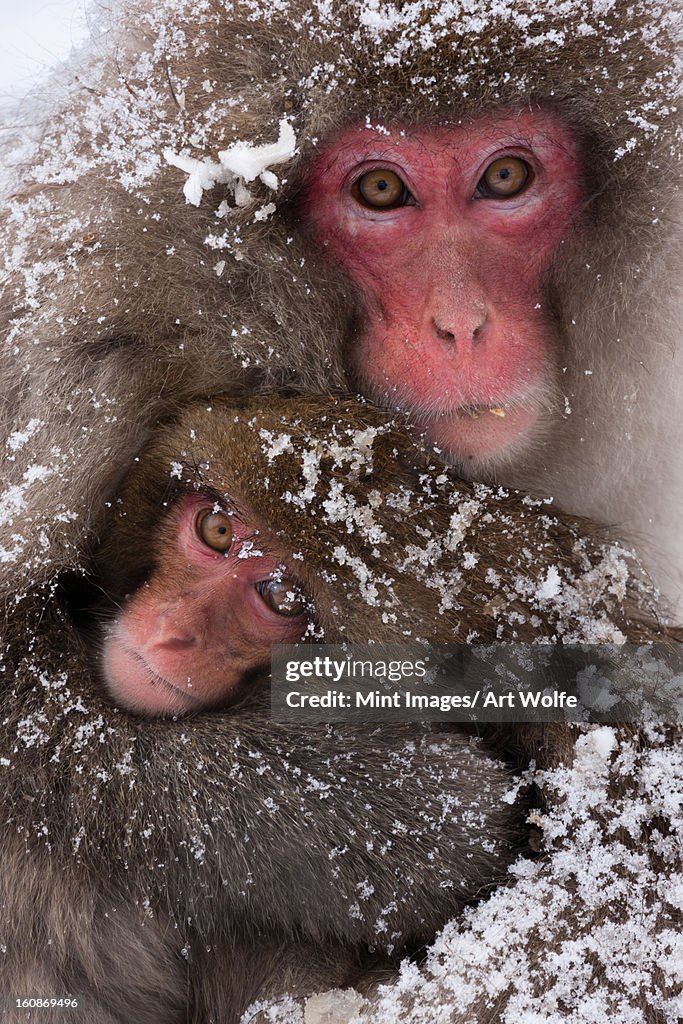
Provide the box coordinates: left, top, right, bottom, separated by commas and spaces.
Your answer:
265, 727, 683, 1024
108, 393, 672, 767
2, 398, 554, 1022
109, 395, 663, 652
0, 601, 524, 1022
1, 3, 681, 1022
0, 0, 681, 603
2, 394, 674, 1022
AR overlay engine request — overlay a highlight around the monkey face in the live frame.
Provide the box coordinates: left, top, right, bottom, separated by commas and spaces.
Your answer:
302, 110, 582, 472
101, 494, 309, 716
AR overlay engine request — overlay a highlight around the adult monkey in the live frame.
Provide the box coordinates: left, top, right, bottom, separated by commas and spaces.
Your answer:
0, 0, 681, 609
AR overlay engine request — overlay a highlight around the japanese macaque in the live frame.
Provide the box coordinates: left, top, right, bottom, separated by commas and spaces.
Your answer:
77, 394, 674, 1024
0, 1, 681, 610
0, 1, 681, 1022
2, 391, 665, 1023
94, 394, 661, 725
0, 393, 676, 1023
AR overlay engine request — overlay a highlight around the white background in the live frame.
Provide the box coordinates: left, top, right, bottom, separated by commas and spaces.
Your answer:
0, 0, 89, 106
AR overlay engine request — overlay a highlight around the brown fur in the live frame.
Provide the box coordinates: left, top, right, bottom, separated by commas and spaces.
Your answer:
0, 1, 681, 603
105, 393, 669, 764
130, 395, 673, 1024
3, 392, 673, 1022
0, 622, 524, 1021
107, 395, 663, 649
1, 2, 681, 1021
1, 400, 539, 1022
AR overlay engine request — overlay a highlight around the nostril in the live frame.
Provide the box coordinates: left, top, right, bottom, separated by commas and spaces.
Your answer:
163, 634, 196, 651
432, 318, 455, 343
158, 634, 196, 651
432, 315, 486, 345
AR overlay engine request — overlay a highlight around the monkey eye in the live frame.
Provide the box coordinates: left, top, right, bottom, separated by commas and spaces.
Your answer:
353, 168, 411, 209
196, 509, 234, 552
477, 157, 530, 198
256, 578, 306, 617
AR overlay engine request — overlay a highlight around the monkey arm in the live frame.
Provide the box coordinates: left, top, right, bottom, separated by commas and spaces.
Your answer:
2, 641, 523, 945
0, 605, 524, 1020
252, 726, 683, 1024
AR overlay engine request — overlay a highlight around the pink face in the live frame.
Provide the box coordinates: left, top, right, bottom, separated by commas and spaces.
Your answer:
303, 112, 582, 466
102, 495, 308, 716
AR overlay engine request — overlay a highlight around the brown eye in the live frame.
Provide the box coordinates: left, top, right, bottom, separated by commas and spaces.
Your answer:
196, 509, 233, 552
479, 157, 530, 198
354, 168, 409, 209
257, 578, 306, 617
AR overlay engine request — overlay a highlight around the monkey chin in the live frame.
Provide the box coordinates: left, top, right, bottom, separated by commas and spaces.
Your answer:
419, 404, 538, 467
102, 633, 212, 718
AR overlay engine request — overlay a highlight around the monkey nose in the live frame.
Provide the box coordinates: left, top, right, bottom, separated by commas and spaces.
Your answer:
431, 310, 486, 346
152, 608, 198, 649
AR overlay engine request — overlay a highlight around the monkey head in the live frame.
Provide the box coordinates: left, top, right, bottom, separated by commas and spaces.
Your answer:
302, 111, 583, 469
97, 464, 310, 717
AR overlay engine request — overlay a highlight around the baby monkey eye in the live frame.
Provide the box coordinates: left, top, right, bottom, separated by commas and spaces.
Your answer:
478, 157, 530, 198
196, 509, 233, 552
353, 168, 411, 209
257, 578, 306, 617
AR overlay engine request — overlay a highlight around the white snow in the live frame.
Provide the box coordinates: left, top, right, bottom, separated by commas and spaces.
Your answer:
257, 726, 683, 1024
164, 118, 297, 207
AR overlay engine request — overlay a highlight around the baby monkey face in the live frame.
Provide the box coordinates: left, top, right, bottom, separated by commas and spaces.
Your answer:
102, 493, 309, 717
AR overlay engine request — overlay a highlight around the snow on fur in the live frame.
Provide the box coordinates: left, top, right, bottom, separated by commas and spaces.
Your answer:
0, 0, 680, 591
256, 726, 683, 1024
0, 2, 681, 1022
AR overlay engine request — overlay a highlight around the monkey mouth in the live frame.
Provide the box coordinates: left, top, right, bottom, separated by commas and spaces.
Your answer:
451, 404, 509, 420
416, 402, 539, 463
103, 631, 206, 716
130, 648, 205, 704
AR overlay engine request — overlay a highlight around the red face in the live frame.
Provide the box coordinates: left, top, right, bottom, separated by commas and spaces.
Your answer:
102, 495, 308, 716
303, 112, 582, 467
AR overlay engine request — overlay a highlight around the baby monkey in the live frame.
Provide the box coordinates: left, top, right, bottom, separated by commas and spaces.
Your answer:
101, 489, 308, 715
25, 391, 667, 1023
95, 394, 661, 719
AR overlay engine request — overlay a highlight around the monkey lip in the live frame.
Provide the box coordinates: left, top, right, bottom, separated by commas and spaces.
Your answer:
418, 403, 538, 461
453, 404, 509, 420
103, 632, 206, 716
